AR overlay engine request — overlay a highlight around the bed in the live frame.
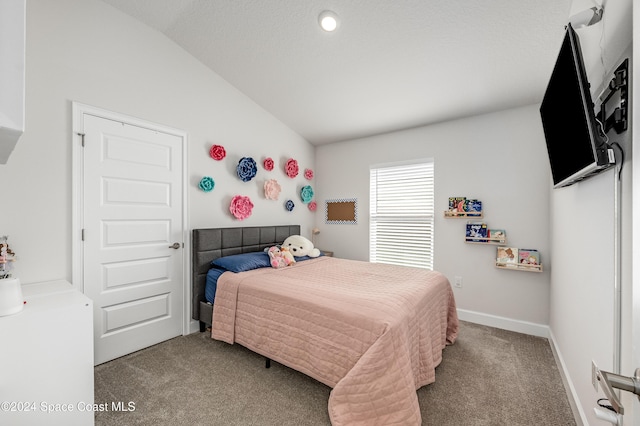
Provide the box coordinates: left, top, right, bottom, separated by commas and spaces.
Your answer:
192, 225, 459, 426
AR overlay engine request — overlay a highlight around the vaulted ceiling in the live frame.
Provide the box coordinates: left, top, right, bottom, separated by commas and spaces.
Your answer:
99, 0, 573, 145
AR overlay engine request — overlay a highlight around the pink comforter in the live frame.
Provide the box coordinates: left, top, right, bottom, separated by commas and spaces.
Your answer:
212, 256, 458, 425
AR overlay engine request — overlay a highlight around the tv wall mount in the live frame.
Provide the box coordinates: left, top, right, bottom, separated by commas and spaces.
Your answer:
597, 58, 628, 135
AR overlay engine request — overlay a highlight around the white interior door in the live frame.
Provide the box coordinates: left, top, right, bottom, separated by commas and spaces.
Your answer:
80, 112, 184, 365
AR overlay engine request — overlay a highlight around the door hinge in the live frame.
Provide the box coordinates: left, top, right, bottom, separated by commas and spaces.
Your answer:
77, 132, 85, 147
81, 229, 85, 241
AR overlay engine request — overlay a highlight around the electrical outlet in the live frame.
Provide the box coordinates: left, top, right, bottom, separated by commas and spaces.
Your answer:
592, 360, 599, 391
454, 276, 463, 288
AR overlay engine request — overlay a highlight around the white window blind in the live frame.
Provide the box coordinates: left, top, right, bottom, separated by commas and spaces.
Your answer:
369, 160, 434, 269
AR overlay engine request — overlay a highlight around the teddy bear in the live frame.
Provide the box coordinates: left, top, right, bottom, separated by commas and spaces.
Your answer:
282, 235, 321, 258
280, 247, 295, 265
268, 245, 295, 268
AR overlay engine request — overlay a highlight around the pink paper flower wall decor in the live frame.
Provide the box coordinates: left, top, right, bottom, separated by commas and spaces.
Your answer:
264, 179, 281, 200
209, 144, 226, 160
308, 201, 317, 211
304, 168, 314, 180
263, 157, 274, 171
285, 158, 299, 178
230, 195, 254, 220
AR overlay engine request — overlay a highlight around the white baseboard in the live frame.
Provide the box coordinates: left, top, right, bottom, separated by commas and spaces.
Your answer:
457, 308, 549, 338
188, 319, 200, 334
548, 328, 587, 426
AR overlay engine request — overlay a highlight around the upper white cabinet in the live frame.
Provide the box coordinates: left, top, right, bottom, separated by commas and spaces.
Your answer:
0, 0, 25, 164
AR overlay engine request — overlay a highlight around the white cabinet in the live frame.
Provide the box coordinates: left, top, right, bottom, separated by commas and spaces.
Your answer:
0, 0, 26, 163
0, 280, 94, 426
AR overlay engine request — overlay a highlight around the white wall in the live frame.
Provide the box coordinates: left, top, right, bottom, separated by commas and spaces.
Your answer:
315, 104, 552, 331
0, 0, 315, 285
632, 5, 640, 426
549, 1, 633, 425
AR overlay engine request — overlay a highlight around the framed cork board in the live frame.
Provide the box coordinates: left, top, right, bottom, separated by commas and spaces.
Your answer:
325, 198, 357, 224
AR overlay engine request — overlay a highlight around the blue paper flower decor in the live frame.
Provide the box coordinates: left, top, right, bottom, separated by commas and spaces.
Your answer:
285, 199, 295, 212
237, 157, 257, 182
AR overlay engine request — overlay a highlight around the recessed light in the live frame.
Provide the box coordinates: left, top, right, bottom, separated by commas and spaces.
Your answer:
319, 10, 339, 32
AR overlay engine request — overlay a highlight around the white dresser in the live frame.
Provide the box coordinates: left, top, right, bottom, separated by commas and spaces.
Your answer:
0, 280, 94, 425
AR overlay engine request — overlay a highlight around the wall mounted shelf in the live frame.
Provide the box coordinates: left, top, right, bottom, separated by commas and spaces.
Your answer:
466, 236, 506, 245
495, 263, 543, 272
445, 196, 541, 271
445, 197, 482, 218
495, 247, 542, 272
465, 223, 505, 244
444, 211, 483, 218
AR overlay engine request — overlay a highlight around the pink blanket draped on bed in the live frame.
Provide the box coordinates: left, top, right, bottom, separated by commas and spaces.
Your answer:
211, 256, 458, 426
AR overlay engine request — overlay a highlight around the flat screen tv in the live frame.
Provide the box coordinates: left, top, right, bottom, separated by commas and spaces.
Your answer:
540, 23, 614, 188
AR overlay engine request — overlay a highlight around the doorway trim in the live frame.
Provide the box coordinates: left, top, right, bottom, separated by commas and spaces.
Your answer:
71, 102, 191, 335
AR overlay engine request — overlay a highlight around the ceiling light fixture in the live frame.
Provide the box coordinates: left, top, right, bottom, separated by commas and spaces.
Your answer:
319, 10, 339, 32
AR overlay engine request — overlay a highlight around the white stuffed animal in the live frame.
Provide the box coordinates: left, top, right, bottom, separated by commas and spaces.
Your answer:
282, 235, 321, 258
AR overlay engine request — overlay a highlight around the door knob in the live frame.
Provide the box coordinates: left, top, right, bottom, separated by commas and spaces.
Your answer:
596, 367, 640, 415
169, 242, 181, 249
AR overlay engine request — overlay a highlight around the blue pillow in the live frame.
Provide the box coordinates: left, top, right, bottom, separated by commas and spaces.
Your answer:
205, 267, 225, 303
211, 252, 271, 272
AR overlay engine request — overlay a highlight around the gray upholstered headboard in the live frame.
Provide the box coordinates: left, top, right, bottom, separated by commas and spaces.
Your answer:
191, 225, 301, 325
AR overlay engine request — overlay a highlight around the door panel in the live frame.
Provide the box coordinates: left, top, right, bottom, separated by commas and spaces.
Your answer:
102, 293, 171, 334
103, 178, 171, 206
102, 256, 171, 289
82, 114, 184, 365
102, 220, 171, 246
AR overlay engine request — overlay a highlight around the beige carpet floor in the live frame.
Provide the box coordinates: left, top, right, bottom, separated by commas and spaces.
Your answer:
94, 321, 576, 425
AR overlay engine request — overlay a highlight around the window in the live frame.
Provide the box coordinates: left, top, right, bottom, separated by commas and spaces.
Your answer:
369, 160, 434, 269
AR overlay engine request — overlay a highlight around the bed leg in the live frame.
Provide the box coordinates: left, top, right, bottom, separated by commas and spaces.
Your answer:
265, 358, 271, 369
199, 321, 206, 332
